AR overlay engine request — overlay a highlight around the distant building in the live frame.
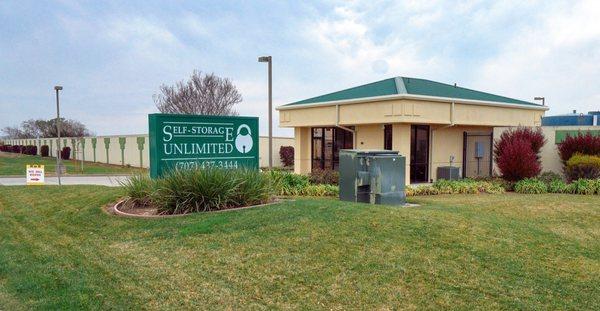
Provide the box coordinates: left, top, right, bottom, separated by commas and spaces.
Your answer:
542, 110, 600, 126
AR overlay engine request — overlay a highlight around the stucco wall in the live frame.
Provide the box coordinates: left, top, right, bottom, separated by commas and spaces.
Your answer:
3, 135, 294, 168
290, 122, 493, 182
493, 125, 600, 176
431, 126, 493, 181
280, 99, 545, 128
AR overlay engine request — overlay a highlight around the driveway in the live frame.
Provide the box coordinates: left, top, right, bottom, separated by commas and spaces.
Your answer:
0, 175, 130, 187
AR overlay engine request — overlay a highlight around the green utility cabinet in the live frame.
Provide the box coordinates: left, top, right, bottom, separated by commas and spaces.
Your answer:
339, 150, 406, 205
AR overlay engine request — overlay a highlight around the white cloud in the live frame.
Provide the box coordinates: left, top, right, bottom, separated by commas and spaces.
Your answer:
474, 0, 600, 113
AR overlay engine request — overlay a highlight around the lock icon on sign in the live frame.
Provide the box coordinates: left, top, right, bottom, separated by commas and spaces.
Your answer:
235, 124, 253, 154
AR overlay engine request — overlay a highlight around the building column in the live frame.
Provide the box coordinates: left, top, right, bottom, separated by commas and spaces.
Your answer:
294, 127, 311, 174
392, 124, 411, 184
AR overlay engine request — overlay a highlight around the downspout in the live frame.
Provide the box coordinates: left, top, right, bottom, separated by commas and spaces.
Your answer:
430, 101, 456, 181
335, 104, 357, 147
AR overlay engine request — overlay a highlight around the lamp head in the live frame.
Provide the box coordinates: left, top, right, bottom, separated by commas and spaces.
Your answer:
54, 86, 63, 91
258, 56, 271, 63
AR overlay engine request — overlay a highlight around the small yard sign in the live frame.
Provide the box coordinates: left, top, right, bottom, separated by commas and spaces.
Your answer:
26, 165, 45, 185
148, 114, 259, 178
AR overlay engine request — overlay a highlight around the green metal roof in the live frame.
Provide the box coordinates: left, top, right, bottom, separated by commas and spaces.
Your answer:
285, 77, 539, 107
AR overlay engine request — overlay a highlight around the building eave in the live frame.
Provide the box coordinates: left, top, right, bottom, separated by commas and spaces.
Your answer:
277, 94, 549, 111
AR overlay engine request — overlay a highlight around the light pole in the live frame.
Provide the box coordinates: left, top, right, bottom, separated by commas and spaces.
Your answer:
534, 96, 545, 106
54, 86, 63, 186
258, 55, 273, 169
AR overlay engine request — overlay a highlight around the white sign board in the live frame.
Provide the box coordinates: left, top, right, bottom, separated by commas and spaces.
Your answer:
26, 165, 45, 185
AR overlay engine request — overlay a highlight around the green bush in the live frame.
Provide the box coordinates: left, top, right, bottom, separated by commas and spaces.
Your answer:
300, 184, 339, 197
431, 179, 505, 195
514, 178, 548, 194
136, 168, 273, 214
538, 171, 563, 185
412, 185, 439, 196
547, 179, 568, 193
119, 174, 156, 206
565, 154, 600, 181
566, 179, 599, 195
266, 170, 310, 196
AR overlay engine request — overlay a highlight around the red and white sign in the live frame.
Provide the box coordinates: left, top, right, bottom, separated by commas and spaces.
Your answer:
26, 165, 45, 185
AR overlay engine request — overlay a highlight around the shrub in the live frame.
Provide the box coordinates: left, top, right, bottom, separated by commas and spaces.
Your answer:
547, 179, 568, 193
409, 179, 505, 196
40, 145, 49, 157
0, 144, 11, 152
61, 146, 71, 160
565, 179, 599, 195
538, 171, 562, 185
494, 127, 545, 182
309, 169, 339, 185
514, 178, 548, 194
558, 132, 600, 164
300, 184, 339, 197
266, 170, 310, 196
23, 145, 37, 155
279, 146, 294, 167
150, 168, 272, 214
564, 154, 600, 182
496, 139, 541, 181
120, 174, 156, 206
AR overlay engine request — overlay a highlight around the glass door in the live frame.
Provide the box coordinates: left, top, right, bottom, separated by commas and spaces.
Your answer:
410, 125, 430, 183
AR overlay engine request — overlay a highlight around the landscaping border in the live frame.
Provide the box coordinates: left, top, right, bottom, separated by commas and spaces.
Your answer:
110, 198, 289, 218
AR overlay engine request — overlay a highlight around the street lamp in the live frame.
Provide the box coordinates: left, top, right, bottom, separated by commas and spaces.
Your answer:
258, 55, 273, 169
54, 86, 63, 186
534, 96, 545, 106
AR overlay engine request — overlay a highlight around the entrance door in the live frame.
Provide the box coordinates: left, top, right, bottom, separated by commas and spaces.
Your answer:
410, 125, 430, 183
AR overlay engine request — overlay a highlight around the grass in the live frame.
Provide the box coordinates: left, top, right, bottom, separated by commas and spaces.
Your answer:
0, 152, 146, 176
0, 187, 598, 310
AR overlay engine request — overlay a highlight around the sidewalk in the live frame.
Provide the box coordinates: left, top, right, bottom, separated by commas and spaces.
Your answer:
0, 175, 130, 187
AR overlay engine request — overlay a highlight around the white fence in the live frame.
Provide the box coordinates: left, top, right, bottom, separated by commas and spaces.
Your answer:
2, 135, 294, 168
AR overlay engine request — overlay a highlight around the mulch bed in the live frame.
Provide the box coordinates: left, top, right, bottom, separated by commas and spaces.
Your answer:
108, 198, 285, 218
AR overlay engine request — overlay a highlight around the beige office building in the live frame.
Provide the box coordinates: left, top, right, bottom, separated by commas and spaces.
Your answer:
277, 77, 548, 183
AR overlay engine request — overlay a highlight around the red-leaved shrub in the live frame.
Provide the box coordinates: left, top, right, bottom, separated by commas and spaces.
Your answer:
23, 145, 37, 155
494, 127, 545, 181
40, 145, 49, 157
61, 146, 71, 160
279, 146, 294, 167
557, 132, 600, 164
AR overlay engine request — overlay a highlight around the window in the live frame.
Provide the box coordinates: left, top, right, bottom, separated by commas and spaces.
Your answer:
311, 127, 353, 171
384, 124, 392, 150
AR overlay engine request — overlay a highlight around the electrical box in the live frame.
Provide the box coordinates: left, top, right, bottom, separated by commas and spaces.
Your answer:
339, 150, 406, 205
474, 142, 485, 159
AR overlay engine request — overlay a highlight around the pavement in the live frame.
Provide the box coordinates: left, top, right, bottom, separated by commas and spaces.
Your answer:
0, 175, 130, 187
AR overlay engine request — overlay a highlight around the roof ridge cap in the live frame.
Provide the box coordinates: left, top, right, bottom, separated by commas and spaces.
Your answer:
394, 77, 407, 94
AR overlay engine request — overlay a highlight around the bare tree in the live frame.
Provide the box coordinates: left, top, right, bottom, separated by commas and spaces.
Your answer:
153, 70, 241, 115
1, 118, 92, 139
1, 126, 26, 139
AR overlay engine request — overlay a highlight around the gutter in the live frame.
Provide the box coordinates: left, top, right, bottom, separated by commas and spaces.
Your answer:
335, 104, 357, 146
277, 93, 549, 111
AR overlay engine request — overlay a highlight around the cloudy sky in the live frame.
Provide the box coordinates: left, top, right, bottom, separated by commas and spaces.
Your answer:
1, 0, 599, 137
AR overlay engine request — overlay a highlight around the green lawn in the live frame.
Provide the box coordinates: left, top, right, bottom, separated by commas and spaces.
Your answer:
0, 187, 598, 310
0, 152, 146, 176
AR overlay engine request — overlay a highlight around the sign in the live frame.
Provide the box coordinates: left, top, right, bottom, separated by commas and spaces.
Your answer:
26, 165, 45, 185
148, 114, 259, 178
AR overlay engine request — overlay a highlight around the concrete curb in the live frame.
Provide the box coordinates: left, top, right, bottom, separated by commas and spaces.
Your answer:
111, 197, 291, 219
